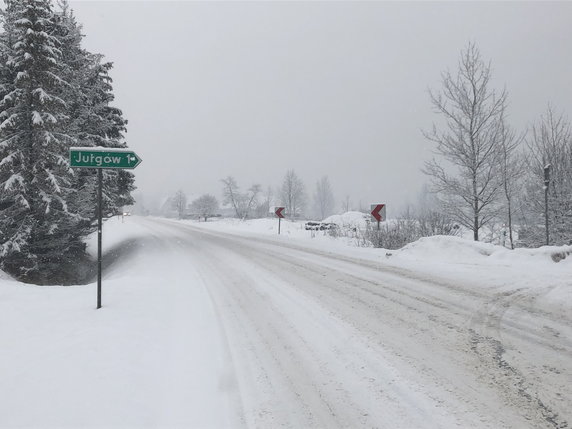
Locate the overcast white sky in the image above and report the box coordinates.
[69,0,572,215]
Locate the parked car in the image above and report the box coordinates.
[305,222,337,231]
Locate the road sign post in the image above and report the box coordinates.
[97,169,103,309]
[275,207,285,234]
[371,204,386,231]
[70,147,142,309]
[544,164,551,246]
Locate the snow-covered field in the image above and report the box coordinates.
[0,215,570,428]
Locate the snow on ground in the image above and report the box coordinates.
[1,214,570,428]
[151,216,572,427]
[84,214,149,257]
[0,217,240,428]
[393,235,572,316]
[188,215,572,317]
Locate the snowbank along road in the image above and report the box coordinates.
[134,217,571,428]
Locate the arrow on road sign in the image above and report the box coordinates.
[371,204,386,222]
[275,207,285,219]
[70,148,142,169]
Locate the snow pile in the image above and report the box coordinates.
[389,235,572,316]
[0,268,15,282]
[397,235,572,266]
[494,244,572,264]
[323,211,370,229]
[85,215,150,257]
[398,235,498,262]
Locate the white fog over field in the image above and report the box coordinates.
[69,1,572,211]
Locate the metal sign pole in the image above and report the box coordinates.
[544,164,551,246]
[97,169,103,309]
[68,147,141,310]
[278,217,281,235]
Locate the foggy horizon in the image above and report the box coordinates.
[70,0,572,215]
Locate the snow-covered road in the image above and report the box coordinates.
[2,216,570,428]
[139,217,571,428]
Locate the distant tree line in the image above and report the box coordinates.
[215,170,336,221]
[0,0,134,283]
[164,42,571,251]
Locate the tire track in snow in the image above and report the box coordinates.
[182,232,435,428]
[143,218,572,428]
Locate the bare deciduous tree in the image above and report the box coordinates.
[341,195,351,213]
[313,176,335,220]
[424,42,506,241]
[171,190,187,219]
[415,184,460,237]
[255,186,274,218]
[280,169,306,219]
[221,176,242,218]
[191,194,219,222]
[221,176,261,219]
[498,115,525,249]
[243,184,261,220]
[523,106,572,246]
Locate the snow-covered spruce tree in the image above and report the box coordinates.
[0,0,80,282]
[0,0,134,282]
[54,3,134,224]
[48,0,96,247]
[0,1,18,114]
[70,54,134,220]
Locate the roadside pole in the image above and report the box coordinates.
[544,164,551,246]
[69,147,142,309]
[97,169,103,309]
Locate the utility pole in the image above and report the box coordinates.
[544,164,551,246]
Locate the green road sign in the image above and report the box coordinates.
[70,148,142,169]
